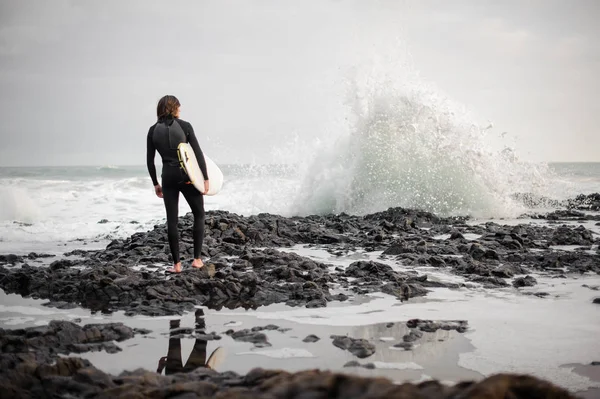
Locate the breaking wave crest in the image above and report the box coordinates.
[291,66,552,218]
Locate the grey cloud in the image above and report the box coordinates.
[0,0,598,166]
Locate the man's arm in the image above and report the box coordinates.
[146,125,159,186]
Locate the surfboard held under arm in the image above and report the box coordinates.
[177,142,223,196]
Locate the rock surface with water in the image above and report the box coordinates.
[0,205,598,317]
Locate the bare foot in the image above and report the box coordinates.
[191,258,204,269]
[166,262,182,273]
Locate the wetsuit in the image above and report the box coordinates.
[158,310,208,375]
[146,116,209,264]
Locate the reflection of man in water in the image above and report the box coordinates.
[157,309,222,375]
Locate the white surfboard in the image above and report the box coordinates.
[177,143,223,196]
[205,346,226,370]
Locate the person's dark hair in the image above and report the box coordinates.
[157,95,181,119]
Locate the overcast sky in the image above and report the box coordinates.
[0,0,598,166]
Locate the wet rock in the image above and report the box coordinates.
[406,319,468,333]
[26,252,56,259]
[0,350,580,399]
[593,298,600,304]
[468,243,499,260]
[523,292,549,298]
[513,276,537,288]
[1,204,598,318]
[0,254,23,265]
[0,320,139,365]
[381,282,426,302]
[302,334,320,343]
[332,293,349,302]
[550,225,595,246]
[450,231,465,240]
[393,342,414,350]
[331,335,376,358]
[402,329,423,343]
[42,301,79,309]
[383,240,412,255]
[227,329,271,347]
[306,298,327,308]
[492,264,528,278]
[344,261,397,280]
[591,361,600,366]
[470,276,509,287]
[567,193,600,211]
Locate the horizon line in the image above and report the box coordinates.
[1,160,600,168]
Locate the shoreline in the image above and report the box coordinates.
[1,196,600,397]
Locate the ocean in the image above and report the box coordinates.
[0,162,598,256]
[1,161,599,395]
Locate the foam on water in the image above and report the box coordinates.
[0,186,41,223]
[236,348,315,359]
[0,176,166,249]
[371,362,423,370]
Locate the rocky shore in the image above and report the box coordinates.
[0,195,598,317]
[0,319,582,399]
[0,194,599,398]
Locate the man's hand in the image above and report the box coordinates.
[203,180,210,195]
[154,184,163,198]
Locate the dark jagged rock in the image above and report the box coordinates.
[468,243,500,261]
[343,361,376,370]
[0,320,142,365]
[393,342,414,350]
[331,335,376,358]
[566,193,600,211]
[550,225,595,246]
[470,275,510,288]
[0,254,24,265]
[406,319,468,334]
[49,258,77,271]
[593,298,600,304]
[402,329,423,343]
[302,334,320,343]
[523,292,549,298]
[0,319,580,399]
[225,328,272,347]
[513,276,537,288]
[0,359,579,399]
[492,264,528,278]
[1,205,598,317]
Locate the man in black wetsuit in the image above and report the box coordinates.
[146,95,209,273]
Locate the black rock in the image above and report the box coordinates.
[0,254,23,265]
[303,334,320,343]
[406,319,468,333]
[402,329,423,343]
[230,329,271,347]
[513,275,537,288]
[393,342,413,350]
[331,335,376,358]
